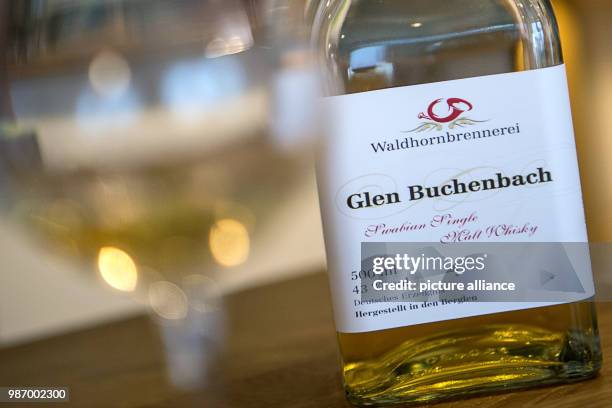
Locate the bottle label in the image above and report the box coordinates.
[319,65,595,333]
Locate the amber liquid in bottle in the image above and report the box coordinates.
[314,0,602,405]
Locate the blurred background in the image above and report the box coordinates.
[0,0,326,349]
[0,0,610,379]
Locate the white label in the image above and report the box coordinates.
[318,65,594,333]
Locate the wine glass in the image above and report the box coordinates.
[0,0,316,389]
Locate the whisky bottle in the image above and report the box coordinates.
[313,0,602,405]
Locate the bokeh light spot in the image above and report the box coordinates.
[209,218,250,267]
[97,246,138,292]
[88,50,132,98]
[149,281,189,320]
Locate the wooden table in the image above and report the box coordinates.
[1,272,610,407]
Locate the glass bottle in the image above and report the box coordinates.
[313,0,602,406]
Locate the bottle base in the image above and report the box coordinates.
[343,325,601,407]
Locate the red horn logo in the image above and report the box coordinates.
[405,97,486,133]
[418,98,473,123]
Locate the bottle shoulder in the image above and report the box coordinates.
[314,0,563,94]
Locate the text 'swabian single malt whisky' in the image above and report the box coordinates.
[313,0,602,406]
